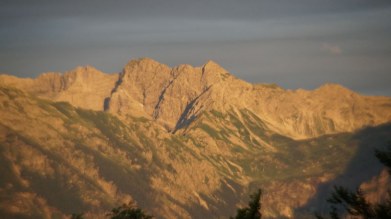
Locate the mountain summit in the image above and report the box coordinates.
[1,58,390,138]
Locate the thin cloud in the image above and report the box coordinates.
[321,43,342,55]
[1,0,391,96]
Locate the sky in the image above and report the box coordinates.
[1,0,391,96]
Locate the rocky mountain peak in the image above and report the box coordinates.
[106,59,233,130]
[2,57,391,139]
[202,60,228,75]
[70,65,101,74]
[123,57,170,73]
[60,65,106,85]
[175,64,196,72]
[314,83,356,96]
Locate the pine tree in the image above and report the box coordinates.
[71,213,84,219]
[107,201,153,219]
[315,145,391,219]
[231,189,262,219]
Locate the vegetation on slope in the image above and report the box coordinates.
[1,86,390,218]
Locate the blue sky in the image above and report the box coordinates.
[1,0,391,95]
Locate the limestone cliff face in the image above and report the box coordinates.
[0,66,118,111]
[1,58,391,138]
[106,58,172,121]
[53,66,119,111]
[105,58,391,139]
[106,58,232,130]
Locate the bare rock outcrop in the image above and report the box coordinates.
[2,57,391,138]
[0,66,118,111]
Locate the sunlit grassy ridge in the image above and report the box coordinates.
[190,109,356,180]
[186,108,389,217]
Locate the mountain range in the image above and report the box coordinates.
[0,58,391,218]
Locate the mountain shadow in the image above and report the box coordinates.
[293,122,391,218]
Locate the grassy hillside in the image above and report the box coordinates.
[0,86,390,218]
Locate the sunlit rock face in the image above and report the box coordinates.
[2,58,390,138]
[0,65,118,111]
[1,58,391,218]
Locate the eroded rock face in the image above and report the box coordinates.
[1,58,391,138]
[106,58,232,130]
[0,66,118,111]
[109,59,391,139]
